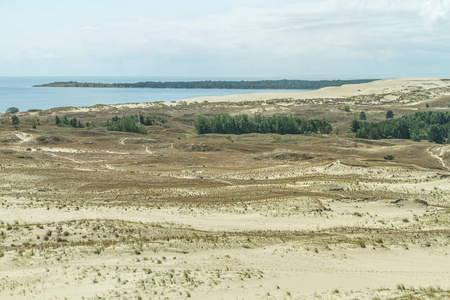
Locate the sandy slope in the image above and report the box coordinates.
[0,78,449,299]
[177,78,450,104]
[0,147,448,299]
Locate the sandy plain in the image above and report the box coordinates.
[0,78,449,299]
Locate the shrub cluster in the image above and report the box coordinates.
[139,113,167,126]
[106,115,147,134]
[55,116,85,128]
[105,113,168,134]
[6,107,19,113]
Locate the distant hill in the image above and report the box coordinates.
[33,79,377,90]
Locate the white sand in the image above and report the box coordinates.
[177,78,450,104]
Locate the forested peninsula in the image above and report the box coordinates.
[33,79,377,89]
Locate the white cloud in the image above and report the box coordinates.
[81,26,101,31]
[64,0,446,76]
[44,52,57,59]
[419,0,450,30]
[128,1,424,60]
[1,0,449,76]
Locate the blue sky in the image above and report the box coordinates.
[0,0,449,78]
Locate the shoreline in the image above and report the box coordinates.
[74,77,450,111]
[32,79,376,89]
[2,77,448,114]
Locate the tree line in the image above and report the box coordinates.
[351,111,450,143]
[195,114,332,135]
[35,79,377,90]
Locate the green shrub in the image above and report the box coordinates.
[356,240,366,248]
[11,115,20,126]
[6,107,19,113]
[106,115,147,134]
[138,113,167,125]
[55,115,84,128]
[386,110,394,118]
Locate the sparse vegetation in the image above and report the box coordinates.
[103,113,168,134]
[339,105,351,112]
[356,240,366,248]
[138,113,168,125]
[55,116,85,128]
[0,79,449,299]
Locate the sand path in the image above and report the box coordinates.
[427,145,449,170]
[14,132,33,143]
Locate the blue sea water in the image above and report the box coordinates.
[0,77,308,113]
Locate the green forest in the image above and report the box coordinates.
[351,111,450,143]
[195,114,332,135]
[35,79,376,90]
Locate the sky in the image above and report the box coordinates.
[0,0,449,79]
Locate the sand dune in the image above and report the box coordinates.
[0,78,449,299]
[177,78,450,104]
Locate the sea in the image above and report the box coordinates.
[0,76,309,113]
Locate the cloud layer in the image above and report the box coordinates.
[1,0,449,77]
